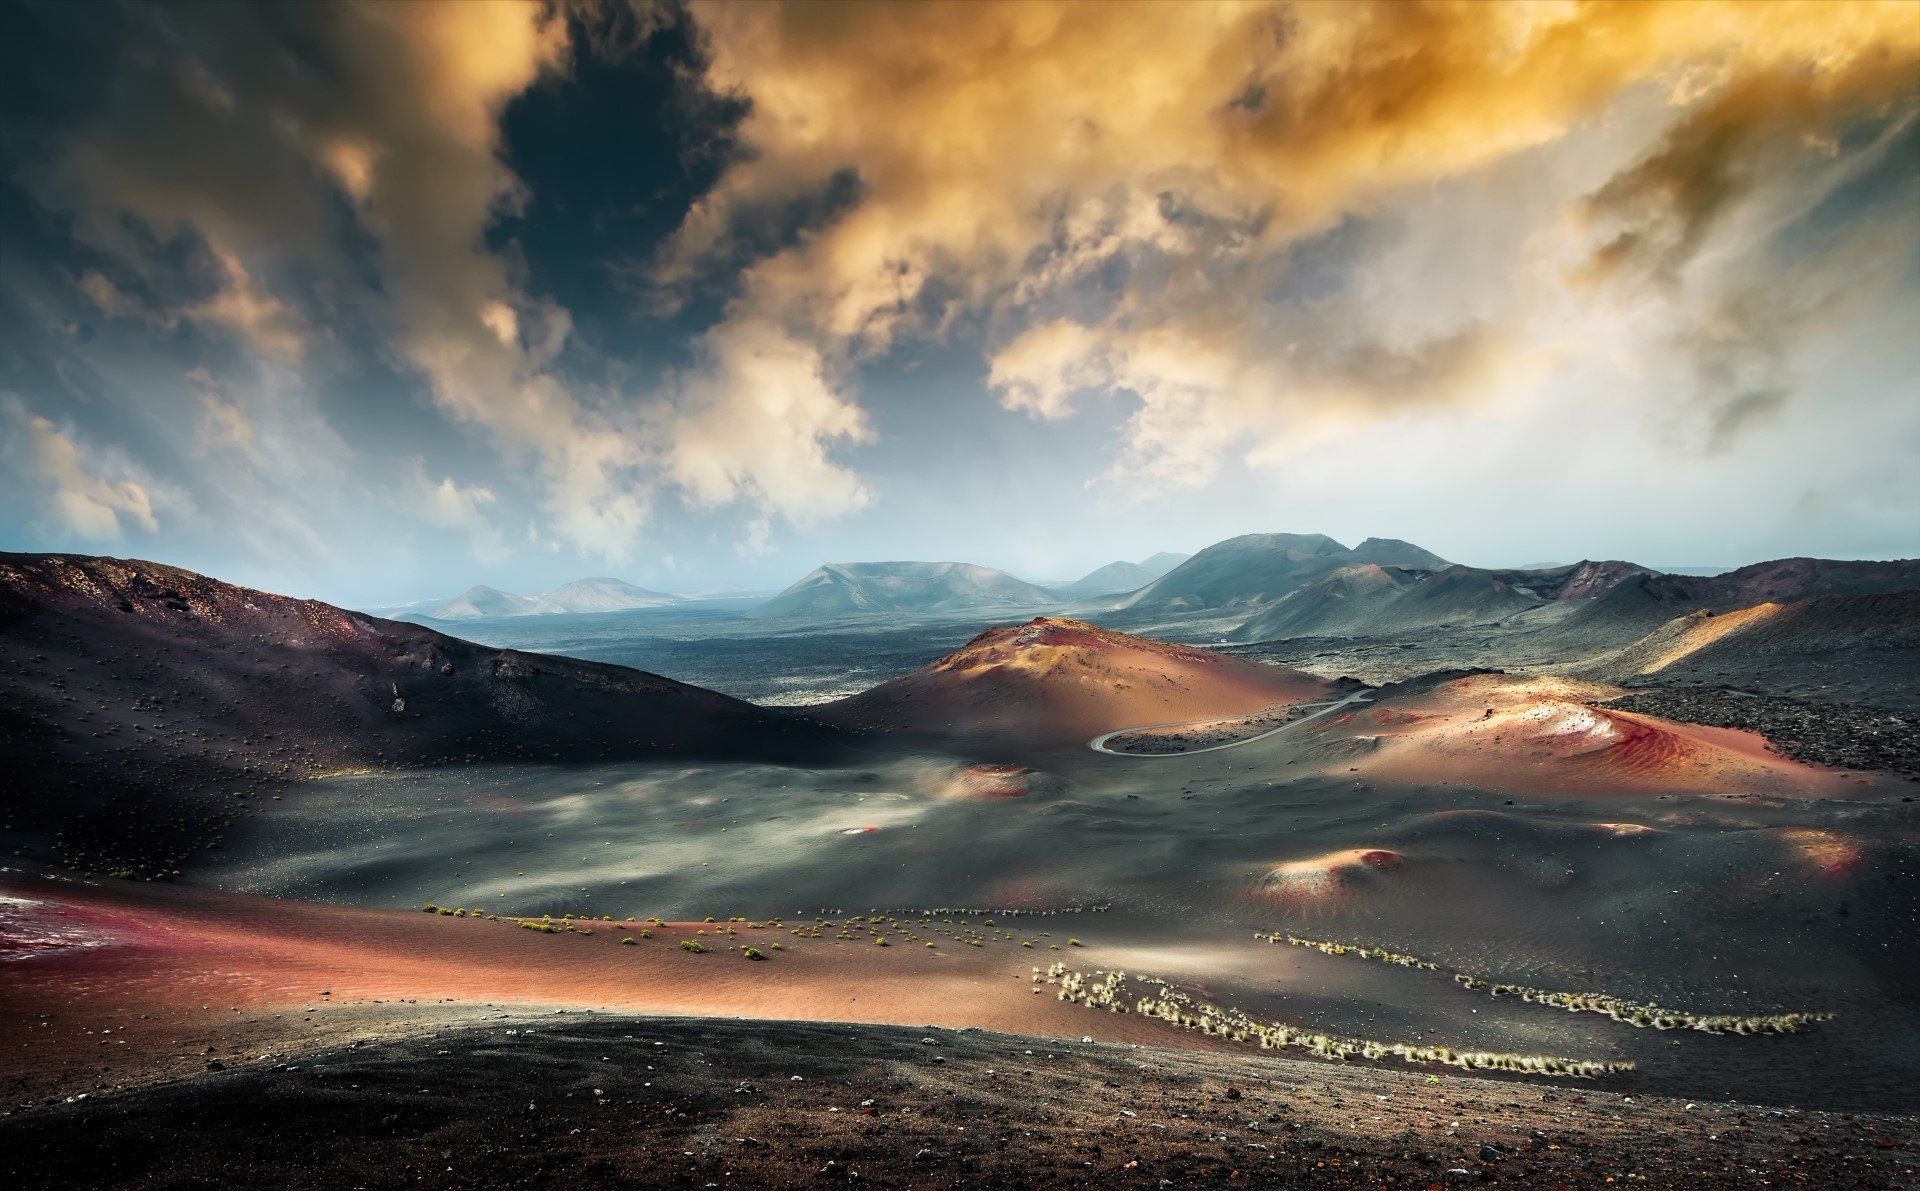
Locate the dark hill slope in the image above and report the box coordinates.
[0,554,840,877]
[1123,533,1375,611]
[1232,555,1920,651]
[1589,589,1920,709]
[1347,536,1450,569]
[1230,560,1655,643]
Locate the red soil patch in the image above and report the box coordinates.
[0,874,1240,1109]
[1571,710,1691,776]
[817,617,1332,749]
[1343,675,1874,798]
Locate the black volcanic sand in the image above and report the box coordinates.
[1608,688,1920,780]
[4,1015,1915,1189]
[187,711,1920,1115]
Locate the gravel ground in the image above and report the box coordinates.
[1607,688,1920,781]
[3,1014,1915,1188]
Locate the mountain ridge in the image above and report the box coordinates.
[431,576,683,620]
[750,561,1056,620]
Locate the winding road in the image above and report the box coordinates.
[1086,687,1375,758]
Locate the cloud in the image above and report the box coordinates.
[184,247,306,361]
[411,466,511,563]
[40,2,652,557]
[1579,53,1920,285]
[664,317,872,524]
[665,0,1920,487]
[20,0,1920,578]
[39,0,897,562]
[4,402,159,541]
[989,319,1110,421]
[1663,191,1918,453]
[76,254,303,360]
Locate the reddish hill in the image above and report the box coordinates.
[1342,674,1875,797]
[0,553,840,877]
[815,616,1333,748]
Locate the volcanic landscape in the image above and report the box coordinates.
[3,539,1917,1186]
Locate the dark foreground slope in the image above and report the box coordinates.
[3,1015,1913,1189]
[0,554,841,876]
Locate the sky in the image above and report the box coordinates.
[1,0,1916,607]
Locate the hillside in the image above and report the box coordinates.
[1589,589,1920,709]
[1225,563,1415,639]
[430,577,682,620]
[1137,551,1192,573]
[1347,537,1451,569]
[431,585,564,620]
[1058,551,1190,597]
[749,561,1056,620]
[1347,673,1866,797]
[0,554,837,877]
[813,616,1332,748]
[1061,560,1156,595]
[540,577,682,613]
[1123,533,1451,612]
[1229,555,1920,652]
[1230,559,1654,642]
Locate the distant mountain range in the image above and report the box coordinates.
[1055,551,1191,596]
[753,554,1194,620]
[749,561,1056,620]
[430,577,683,621]
[1230,554,1920,645]
[412,534,1920,648]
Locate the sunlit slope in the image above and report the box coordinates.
[816,616,1333,747]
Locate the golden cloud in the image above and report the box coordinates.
[669,0,1920,482]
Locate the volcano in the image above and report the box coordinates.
[1344,672,1870,797]
[814,616,1333,749]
